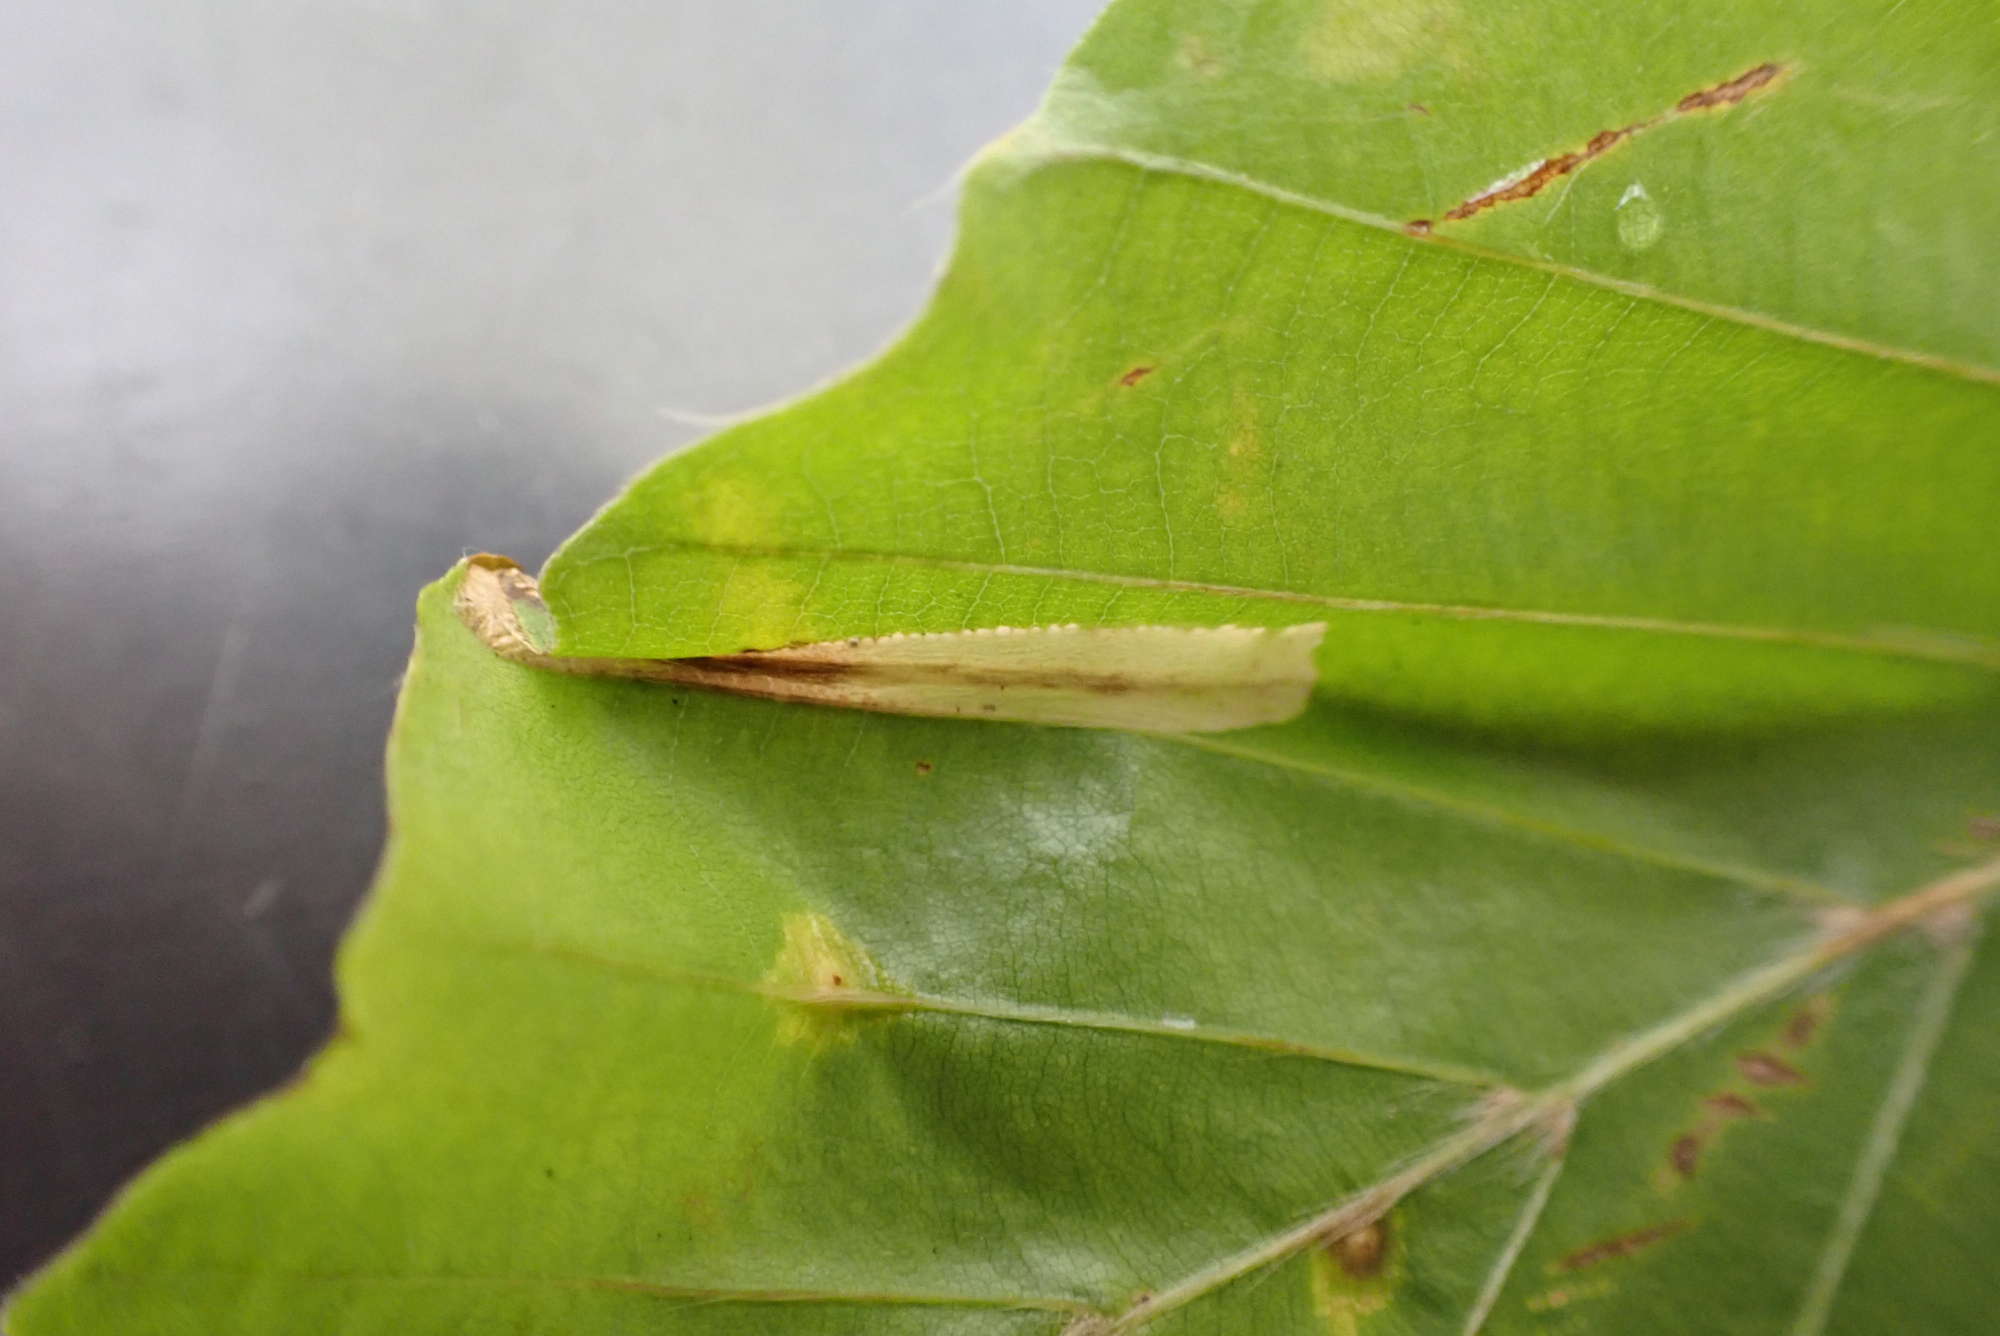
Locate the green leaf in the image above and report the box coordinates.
[12,1,1999,1333]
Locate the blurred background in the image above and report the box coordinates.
[0,0,1102,1286]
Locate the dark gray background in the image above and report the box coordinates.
[1,0,1101,1288]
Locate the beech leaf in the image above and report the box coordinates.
[12,1,1999,1332]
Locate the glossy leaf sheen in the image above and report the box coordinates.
[12,1,1999,1332]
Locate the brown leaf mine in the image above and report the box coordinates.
[455,554,1325,732]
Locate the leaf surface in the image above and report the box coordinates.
[11,1,2000,1333]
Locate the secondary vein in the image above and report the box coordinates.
[438,932,1503,1089]
[1460,1152,1568,1335]
[1786,922,1982,1336]
[1156,729,1852,907]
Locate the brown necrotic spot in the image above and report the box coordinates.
[1736,1051,1806,1086]
[914,760,933,775]
[1118,364,1156,387]
[1556,1219,1691,1272]
[1328,1218,1392,1279]
[1664,1090,1770,1182]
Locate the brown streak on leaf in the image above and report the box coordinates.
[1440,127,1639,222]
[676,654,855,683]
[1417,61,1785,228]
[1736,1050,1806,1086]
[1703,1091,1765,1120]
[1556,1219,1691,1272]
[1668,1134,1703,1179]
[1118,364,1156,387]
[1677,62,1784,113]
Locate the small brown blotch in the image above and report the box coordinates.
[679,1190,720,1229]
[914,760,933,776]
[1404,218,1433,236]
[1970,814,2000,842]
[1782,996,1831,1049]
[1118,364,1156,387]
[1526,1278,1614,1313]
[1736,1051,1806,1087]
[1327,1218,1391,1279]
[1408,102,1431,116]
[1175,34,1224,79]
[1704,1091,1765,1120]
[1668,1134,1703,1179]
[1556,1219,1691,1272]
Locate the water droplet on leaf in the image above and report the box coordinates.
[1616,181,1664,251]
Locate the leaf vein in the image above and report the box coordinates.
[1786,923,1983,1336]
[558,540,2000,672]
[1460,1153,1568,1335]
[438,932,1504,1088]
[70,1269,1087,1312]
[1160,730,1852,907]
